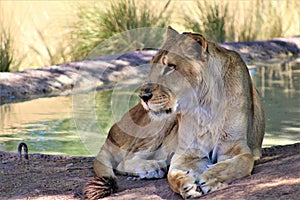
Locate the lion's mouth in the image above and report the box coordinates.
[140,100,173,114]
[147,106,176,120]
[153,107,172,115]
[140,99,179,120]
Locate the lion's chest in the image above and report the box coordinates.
[177,115,219,156]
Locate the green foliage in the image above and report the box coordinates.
[183,0,291,42]
[0,25,14,72]
[184,1,228,42]
[235,0,263,42]
[30,29,70,66]
[71,0,172,60]
[237,9,261,41]
[236,0,286,42]
[263,1,285,39]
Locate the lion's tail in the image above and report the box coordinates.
[83,143,118,199]
[83,176,118,200]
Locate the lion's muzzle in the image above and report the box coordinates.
[139,83,178,119]
[139,83,157,110]
[139,85,153,103]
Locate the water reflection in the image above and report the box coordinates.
[252,60,300,146]
[0,96,91,155]
[0,60,299,155]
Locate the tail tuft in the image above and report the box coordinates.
[83,177,118,200]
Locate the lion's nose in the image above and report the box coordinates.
[139,88,153,102]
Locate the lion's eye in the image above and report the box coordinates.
[168,63,176,70]
[162,64,176,76]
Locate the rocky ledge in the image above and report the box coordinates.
[0,36,299,105]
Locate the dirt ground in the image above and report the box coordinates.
[0,143,299,200]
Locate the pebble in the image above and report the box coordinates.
[1,160,9,164]
[66,163,74,168]
[34,189,40,193]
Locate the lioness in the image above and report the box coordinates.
[83,27,265,199]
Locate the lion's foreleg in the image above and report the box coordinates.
[116,152,169,179]
[167,154,210,199]
[199,145,254,194]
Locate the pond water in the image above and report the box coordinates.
[0,60,299,156]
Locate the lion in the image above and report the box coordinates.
[83,27,265,199]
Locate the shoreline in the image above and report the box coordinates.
[0,36,299,106]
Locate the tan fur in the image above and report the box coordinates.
[84,103,179,199]
[84,27,265,199]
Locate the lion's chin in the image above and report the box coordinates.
[141,101,179,121]
[148,108,174,121]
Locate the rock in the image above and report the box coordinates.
[66,163,74,168]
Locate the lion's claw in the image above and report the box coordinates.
[199,174,228,194]
[181,183,202,199]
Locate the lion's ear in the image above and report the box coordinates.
[193,34,208,52]
[181,33,208,60]
[183,33,208,52]
[166,26,179,40]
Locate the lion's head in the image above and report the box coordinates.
[139,27,223,119]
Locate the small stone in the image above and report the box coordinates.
[66,163,74,168]
[1,160,9,164]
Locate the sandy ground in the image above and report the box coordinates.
[0,143,299,200]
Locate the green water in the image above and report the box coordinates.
[0,61,299,156]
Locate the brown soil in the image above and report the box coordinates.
[1,143,299,200]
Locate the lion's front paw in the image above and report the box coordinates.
[138,166,167,179]
[168,170,202,199]
[198,172,228,194]
[117,159,167,179]
[181,182,202,199]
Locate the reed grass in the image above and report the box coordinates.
[183,1,229,42]
[1,1,299,70]
[30,28,71,66]
[183,0,299,42]
[70,0,171,60]
[0,18,20,72]
[0,28,12,72]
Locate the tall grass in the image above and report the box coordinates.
[262,1,285,39]
[183,0,298,42]
[0,28,13,72]
[234,0,290,41]
[235,0,263,42]
[0,19,19,72]
[1,1,299,70]
[184,1,229,42]
[30,28,71,66]
[71,0,172,60]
